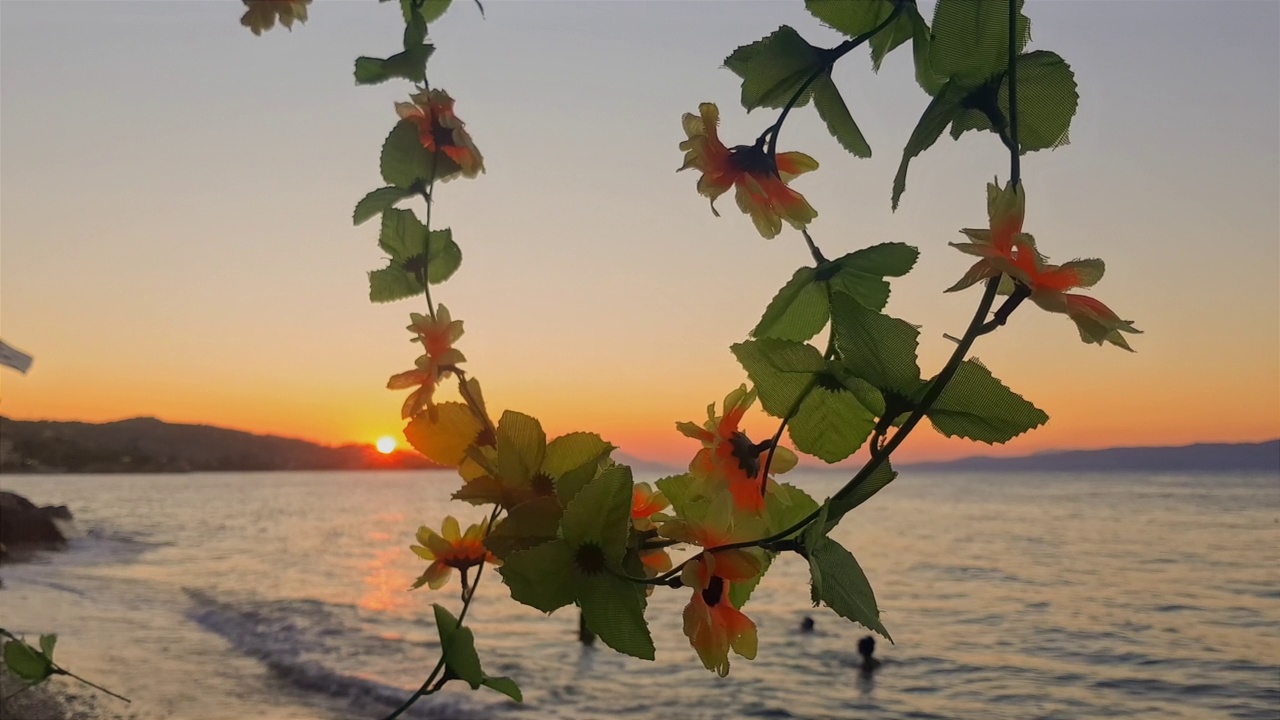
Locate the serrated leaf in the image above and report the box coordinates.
[432,604,483,689]
[381,120,432,188]
[826,243,919,311]
[765,482,819,537]
[656,473,710,519]
[404,402,482,466]
[543,433,613,479]
[788,384,878,463]
[369,210,462,302]
[805,0,895,38]
[354,44,434,86]
[1000,51,1078,152]
[924,359,1048,443]
[909,8,946,95]
[354,186,412,226]
[400,0,451,25]
[831,292,922,395]
[810,537,891,640]
[496,411,545,487]
[930,0,1029,85]
[578,573,655,660]
[481,675,522,703]
[892,81,966,209]
[38,635,56,659]
[811,73,871,158]
[485,497,562,560]
[368,267,422,304]
[729,554,771,609]
[3,640,51,682]
[499,541,576,613]
[868,4,915,71]
[826,459,897,528]
[561,464,632,561]
[724,26,823,111]
[752,267,829,342]
[731,339,825,418]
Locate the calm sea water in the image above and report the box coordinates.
[1,470,1277,720]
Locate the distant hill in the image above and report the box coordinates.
[0,416,442,474]
[905,440,1279,473]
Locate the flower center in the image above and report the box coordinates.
[531,472,556,497]
[574,542,606,575]
[701,576,726,607]
[728,431,762,478]
[726,145,777,176]
[431,124,455,150]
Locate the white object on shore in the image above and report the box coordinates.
[0,339,33,374]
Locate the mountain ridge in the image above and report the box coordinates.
[903,440,1279,473]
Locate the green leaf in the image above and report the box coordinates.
[805,0,895,38]
[381,120,432,189]
[765,482,819,538]
[368,267,422,304]
[892,81,966,209]
[811,73,871,158]
[788,382,878,463]
[809,537,891,640]
[826,243,918,311]
[868,4,915,71]
[929,0,1029,85]
[496,411,545,487]
[485,497,562,560]
[399,0,452,25]
[1001,51,1079,153]
[38,635,56,660]
[729,553,771,609]
[826,459,897,528]
[432,604,483,689]
[909,8,946,95]
[561,464,632,561]
[753,267,828,342]
[724,26,823,111]
[731,339,826,418]
[481,675,522,703]
[923,359,1048,443]
[403,402,482,465]
[353,186,412,226]
[353,44,434,86]
[830,292,922,396]
[2,640,51,682]
[499,541,576,613]
[577,573,655,660]
[543,433,613,480]
[656,473,711,519]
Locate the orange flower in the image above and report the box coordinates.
[949,180,1140,350]
[679,103,817,239]
[387,356,437,420]
[630,482,669,532]
[676,385,797,513]
[395,89,484,180]
[663,493,764,676]
[407,305,465,373]
[409,516,496,590]
[240,0,309,36]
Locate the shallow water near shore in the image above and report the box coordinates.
[1,469,1277,720]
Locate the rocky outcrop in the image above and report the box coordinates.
[0,491,71,551]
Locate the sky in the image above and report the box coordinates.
[1,0,1277,465]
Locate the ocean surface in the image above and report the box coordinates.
[1,470,1277,720]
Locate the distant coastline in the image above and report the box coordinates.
[904,440,1280,474]
[0,416,442,474]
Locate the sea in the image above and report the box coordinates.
[0,469,1277,720]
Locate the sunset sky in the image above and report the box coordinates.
[1,1,1277,465]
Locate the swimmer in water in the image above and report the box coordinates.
[800,616,815,633]
[857,635,881,674]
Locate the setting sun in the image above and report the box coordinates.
[375,436,396,454]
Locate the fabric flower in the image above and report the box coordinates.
[678,102,817,239]
[387,356,437,419]
[949,180,1140,350]
[676,385,797,513]
[630,482,669,532]
[409,516,496,590]
[240,0,309,36]
[660,491,764,676]
[395,89,484,180]
[408,305,466,373]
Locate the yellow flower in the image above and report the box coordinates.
[409,516,496,590]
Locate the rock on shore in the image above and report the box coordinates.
[0,491,72,558]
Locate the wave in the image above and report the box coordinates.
[183,589,480,719]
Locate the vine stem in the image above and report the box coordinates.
[419,148,441,322]
[762,0,905,159]
[1007,0,1021,186]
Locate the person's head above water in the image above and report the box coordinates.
[857,635,876,660]
[800,616,815,632]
